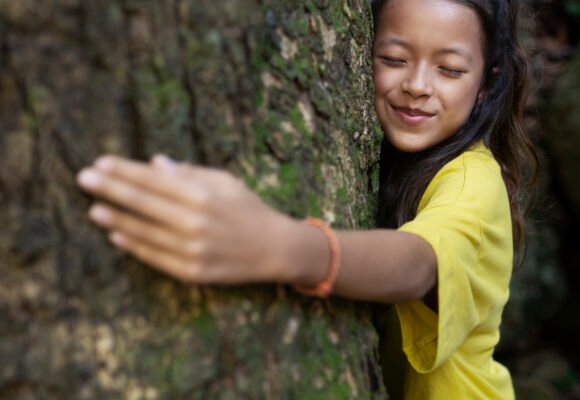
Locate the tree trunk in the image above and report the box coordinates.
[0,0,386,398]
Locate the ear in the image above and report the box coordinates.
[477,66,499,104]
[477,90,486,104]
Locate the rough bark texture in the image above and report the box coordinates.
[0,0,386,399]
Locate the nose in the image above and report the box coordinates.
[401,64,434,98]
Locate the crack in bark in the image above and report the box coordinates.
[221,31,256,163]
[120,1,147,160]
[0,21,10,202]
[53,203,76,297]
[175,0,207,165]
[8,49,42,208]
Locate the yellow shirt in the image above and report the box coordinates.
[390,142,514,399]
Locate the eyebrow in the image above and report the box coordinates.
[437,47,473,63]
[374,37,474,63]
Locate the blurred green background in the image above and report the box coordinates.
[497,1,580,398]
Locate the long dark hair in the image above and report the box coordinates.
[373,0,538,257]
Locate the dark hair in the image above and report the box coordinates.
[373,0,538,257]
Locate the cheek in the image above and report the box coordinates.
[447,82,481,114]
[373,62,392,87]
[373,66,394,94]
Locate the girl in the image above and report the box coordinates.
[77,0,537,398]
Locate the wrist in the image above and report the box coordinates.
[292,217,341,297]
[264,214,328,286]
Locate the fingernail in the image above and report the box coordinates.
[95,156,114,172]
[152,154,176,170]
[89,205,112,224]
[77,170,101,188]
[109,231,126,246]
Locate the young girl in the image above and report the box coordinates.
[77,0,537,398]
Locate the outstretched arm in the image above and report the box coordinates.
[77,155,437,304]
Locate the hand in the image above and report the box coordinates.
[76,155,296,285]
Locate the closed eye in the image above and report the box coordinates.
[379,56,406,66]
[439,66,465,77]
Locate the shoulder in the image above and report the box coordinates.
[417,142,508,217]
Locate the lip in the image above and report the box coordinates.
[391,105,435,126]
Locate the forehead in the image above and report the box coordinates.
[374,0,484,61]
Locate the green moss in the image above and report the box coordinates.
[253,112,283,154]
[305,0,319,14]
[290,104,311,139]
[29,85,51,114]
[285,317,356,398]
[190,313,219,344]
[129,314,221,396]
[285,13,310,37]
[336,186,349,204]
[324,3,349,34]
[271,53,316,84]
[279,162,301,195]
[329,383,356,398]
[22,113,40,133]
[167,352,198,391]
[244,173,259,190]
[310,82,335,118]
[307,191,322,217]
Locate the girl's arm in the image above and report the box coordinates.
[289,224,437,303]
[77,155,437,304]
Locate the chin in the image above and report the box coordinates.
[384,133,432,154]
[393,142,428,153]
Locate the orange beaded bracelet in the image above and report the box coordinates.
[293,217,341,298]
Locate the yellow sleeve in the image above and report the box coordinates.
[396,153,511,373]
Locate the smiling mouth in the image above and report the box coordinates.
[391,105,435,126]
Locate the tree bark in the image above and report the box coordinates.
[0,0,386,398]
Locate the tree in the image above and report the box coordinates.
[0,0,387,398]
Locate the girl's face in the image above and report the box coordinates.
[373,0,486,153]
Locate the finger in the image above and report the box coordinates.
[109,230,262,285]
[150,154,177,170]
[78,169,206,235]
[89,203,206,259]
[109,231,203,283]
[150,154,236,195]
[150,154,228,181]
[93,155,209,206]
